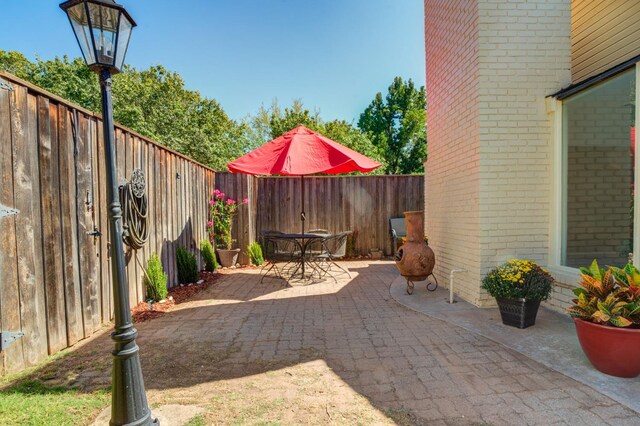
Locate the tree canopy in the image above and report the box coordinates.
[0,50,248,170]
[358,77,426,174]
[243,99,385,174]
[1,50,424,174]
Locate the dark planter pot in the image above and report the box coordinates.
[217,248,240,267]
[495,297,541,329]
[574,318,640,378]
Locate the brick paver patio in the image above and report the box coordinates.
[135,261,639,425]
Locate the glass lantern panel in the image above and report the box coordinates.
[115,14,133,70]
[67,3,96,65]
[87,2,119,66]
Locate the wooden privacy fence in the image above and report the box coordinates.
[216,173,424,257]
[0,72,214,374]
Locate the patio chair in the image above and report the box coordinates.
[389,217,406,258]
[308,231,352,282]
[259,231,299,282]
[307,229,331,235]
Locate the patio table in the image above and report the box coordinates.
[277,233,326,281]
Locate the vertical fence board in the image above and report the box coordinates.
[96,115,112,322]
[0,85,23,372]
[194,167,200,268]
[181,159,188,257]
[153,147,161,268]
[191,164,198,267]
[75,114,99,336]
[139,138,149,299]
[58,105,84,345]
[181,158,188,251]
[168,154,176,284]
[11,88,48,366]
[160,152,170,285]
[89,117,102,325]
[38,97,67,354]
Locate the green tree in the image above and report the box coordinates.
[243,99,383,172]
[245,99,321,144]
[0,50,246,171]
[358,77,426,174]
[320,119,385,173]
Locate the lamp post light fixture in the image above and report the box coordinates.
[59,1,157,425]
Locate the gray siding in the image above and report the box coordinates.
[572,0,640,82]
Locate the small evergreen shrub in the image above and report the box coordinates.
[247,241,264,266]
[176,246,199,284]
[146,253,167,301]
[346,230,358,257]
[201,239,218,272]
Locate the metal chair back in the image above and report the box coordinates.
[308,229,331,235]
[260,231,296,262]
[389,217,406,257]
[323,231,350,259]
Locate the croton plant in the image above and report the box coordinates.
[567,260,640,327]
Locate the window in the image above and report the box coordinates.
[561,69,636,268]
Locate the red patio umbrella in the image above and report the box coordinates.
[227,125,381,234]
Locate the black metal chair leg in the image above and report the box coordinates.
[327,260,351,279]
[260,262,285,283]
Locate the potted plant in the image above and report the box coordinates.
[370,248,383,260]
[567,260,640,378]
[208,189,248,267]
[481,259,554,329]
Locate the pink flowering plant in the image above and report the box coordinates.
[208,189,248,250]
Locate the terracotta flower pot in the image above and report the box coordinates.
[217,248,240,268]
[574,318,640,378]
[394,211,435,281]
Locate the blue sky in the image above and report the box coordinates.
[0,0,425,123]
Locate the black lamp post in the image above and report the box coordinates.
[59,1,156,425]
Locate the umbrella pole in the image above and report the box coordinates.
[301,175,306,278]
[301,175,305,235]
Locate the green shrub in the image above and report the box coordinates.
[146,253,168,301]
[201,239,218,271]
[346,230,358,257]
[176,246,199,284]
[247,241,264,266]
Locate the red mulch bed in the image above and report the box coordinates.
[131,270,222,323]
[131,265,261,323]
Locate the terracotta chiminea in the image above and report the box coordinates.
[394,211,436,294]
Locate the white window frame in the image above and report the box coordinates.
[548,62,640,285]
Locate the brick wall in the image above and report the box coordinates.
[544,281,575,312]
[425,0,482,304]
[476,0,572,305]
[425,0,572,306]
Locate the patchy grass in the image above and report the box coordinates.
[384,407,429,426]
[184,414,206,426]
[0,380,109,426]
